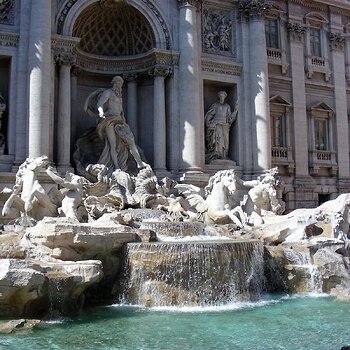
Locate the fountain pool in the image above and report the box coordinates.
[1,295,349,350]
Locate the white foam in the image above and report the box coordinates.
[157,235,233,242]
[112,299,279,313]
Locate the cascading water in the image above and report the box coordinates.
[283,248,323,293]
[119,240,264,307]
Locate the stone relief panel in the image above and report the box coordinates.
[202,6,235,57]
[0,0,14,25]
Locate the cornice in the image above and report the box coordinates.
[74,48,180,75]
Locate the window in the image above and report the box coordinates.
[310,27,322,57]
[265,19,279,49]
[314,118,329,150]
[272,115,286,147]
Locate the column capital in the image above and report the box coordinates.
[329,32,346,52]
[287,21,307,42]
[54,52,76,66]
[149,66,172,78]
[123,73,139,83]
[177,0,201,10]
[238,0,271,21]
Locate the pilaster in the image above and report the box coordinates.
[330,32,349,179]
[288,21,309,177]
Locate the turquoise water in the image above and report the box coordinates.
[1,295,350,350]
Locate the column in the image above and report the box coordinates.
[150,67,169,173]
[124,74,138,140]
[330,33,349,178]
[27,0,52,158]
[177,0,202,171]
[239,0,271,173]
[56,54,75,172]
[14,0,31,166]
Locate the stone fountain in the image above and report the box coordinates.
[0,77,349,318]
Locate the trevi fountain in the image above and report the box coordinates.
[0,77,349,350]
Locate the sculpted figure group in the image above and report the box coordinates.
[1,76,285,227]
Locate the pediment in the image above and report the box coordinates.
[270,95,292,106]
[310,102,334,112]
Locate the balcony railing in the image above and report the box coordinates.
[267,47,282,60]
[311,56,325,67]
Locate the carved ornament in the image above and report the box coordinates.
[148,66,171,78]
[287,21,306,42]
[329,32,346,52]
[0,31,19,47]
[238,0,271,21]
[52,35,80,66]
[202,7,234,56]
[201,59,242,76]
[177,0,202,10]
[0,0,13,25]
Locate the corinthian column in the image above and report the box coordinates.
[239,0,271,172]
[55,53,75,173]
[27,0,52,158]
[150,67,170,173]
[177,0,202,172]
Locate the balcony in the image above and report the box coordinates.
[309,150,337,176]
[266,47,288,75]
[271,146,294,174]
[306,55,331,81]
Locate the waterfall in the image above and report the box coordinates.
[283,248,323,294]
[119,240,264,307]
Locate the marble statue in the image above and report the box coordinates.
[46,166,85,221]
[84,76,146,173]
[176,169,247,226]
[205,91,238,162]
[242,168,285,225]
[0,92,6,153]
[2,156,57,223]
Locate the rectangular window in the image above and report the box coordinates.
[314,119,328,150]
[272,115,286,147]
[310,27,322,57]
[265,19,279,49]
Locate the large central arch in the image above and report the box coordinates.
[56,0,171,50]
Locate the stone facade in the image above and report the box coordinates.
[1,0,350,212]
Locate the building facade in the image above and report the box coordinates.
[0,0,350,212]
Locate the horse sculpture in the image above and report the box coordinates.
[176,169,247,226]
[2,156,57,224]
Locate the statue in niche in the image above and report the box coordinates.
[83,76,146,174]
[205,91,238,163]
[0,92,6,154]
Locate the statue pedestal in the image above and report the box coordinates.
[205,159,242,177]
